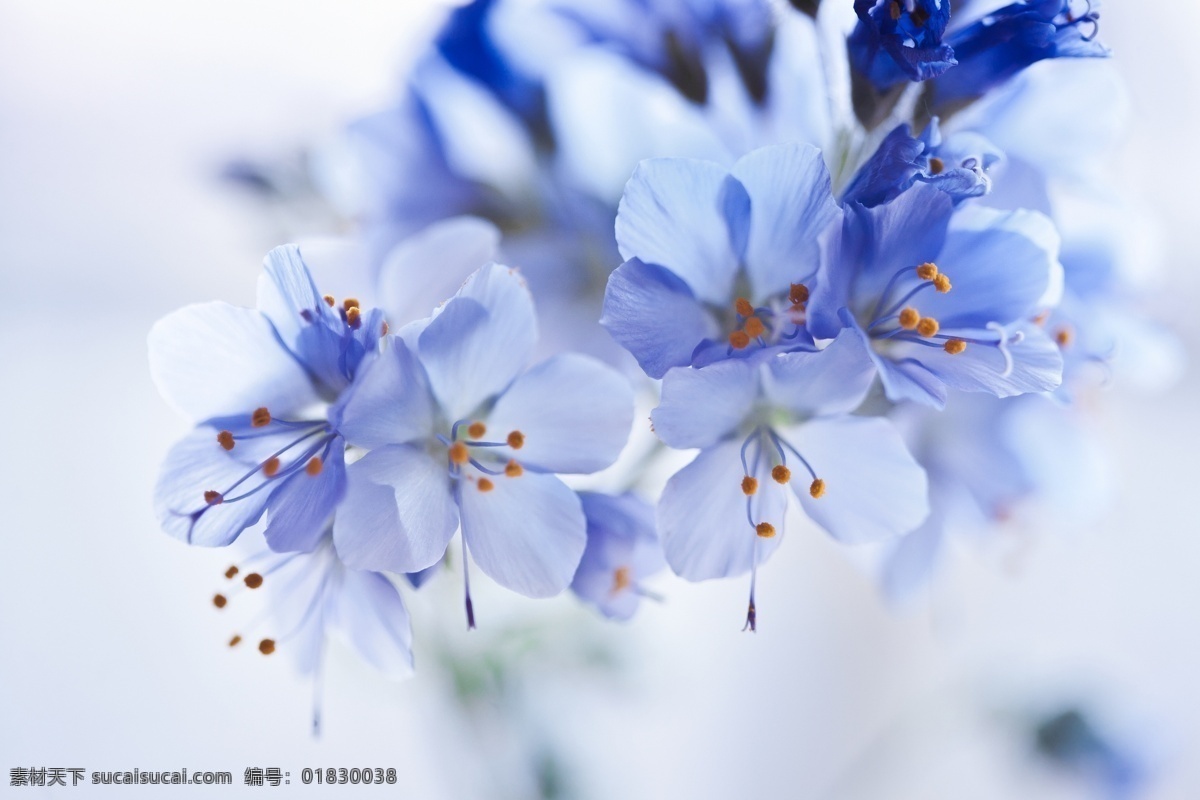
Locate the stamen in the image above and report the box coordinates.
[204,490,223,505]
[735,297,755,317]
[224,565,239,579]
[933,274,952,293]
[771,465,791,484]
[928,157,945,175]
[342,298,360,311]
[743,317,766,339]
[917,317,940,337]
[217,430,235,451]
[504,460,523,478]
[756,522,776,538]
[612,566,632,593]
[345,307,362,330]
[305,457,323,476]
[381,321,389,336]
[477,478,495,493]
[890,0,901,20]
[898,307,920,329]
[729,330,751,349]
[251,407,271,428]
[243,572,264,589]
[228,635,242,647]
[258,638,276,655]
[911,5,929,26]
[467,421,487,439]
[809,478,826,499]
[916,262,939,281]
[944,339,967,355]
[789,283,810,307]
[506,430,525,449]
[1055,326,1073,347]
[323,295,335,307]
[741,476,758,495]
[449,441,470,465]
[262,457,281,477]
[212,593,227,608]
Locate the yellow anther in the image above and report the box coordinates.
[928,157,945,175]
[224,565,239,579]
[381,321,390,336]
[467,421,487,439]
[251,407,271,428]
[243,573,263,589]
[217,430,235,451]
[916,262,939,281]
[323,295,335,307]
[729,330,751,349]
[743,316,766,339]
[916,317,940,338]
[449,441,470,465]
[346,306,362,330]
[228,635,242,648]
[771,465,791,484]
[809,478,826,499]
[258,638,276,655]
[506,430,525,449]
[741,476,758,496]
[477,478,495,493]
[342,297,360,311]
[755,522,776,538]
[262,457,281,477]
[504,460,523,478]
[1055,326,1073,348]
[204,490,223,505]
[933,274,952,293]
[889,0,902,20]
[898,307,920,329]
[612,566,632,593]
[735,297,755,317]
[212,594,227,609]
[789,283,810,306]
[943,339,967,355]
[1033,311,1050,326]
[305,457,323,476]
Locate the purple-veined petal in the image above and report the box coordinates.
[652,361,757,450]
[334,338,435,448]
[892,322,1063,398]
[263,442,347,554]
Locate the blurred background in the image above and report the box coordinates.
[1,1,1197,797]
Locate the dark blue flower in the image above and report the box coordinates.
[930,0,1109,112]
[848,0,957,91]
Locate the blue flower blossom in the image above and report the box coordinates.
[930,0,1109,112]
[570,492,666,621]
[602,142,839,378]
[847,0,957,91]
[650,330,929,628]
[150,246,386,551]
[810,183,1065,409]
[331,264,634,618]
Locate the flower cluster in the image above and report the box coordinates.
[154,0,1177,695]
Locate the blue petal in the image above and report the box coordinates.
[908,322,1064,397]
[334,338,435,448]
[658,438,787,581]
[262,441,347,554]
[651,361,757,450]
[148,303,320,421]
[571,492,664,621]
[484,353,634,474]
[843,312,947,409]
[762,329,876,417]
[333,445,459,573]
[416,263,537,421]
[600,258,719,379]
[880,507,946,603]
[615,158,745,304]
[331,568,414,679]
[729,142,840,298]
[459,471,587,598]
[783,416,929,544]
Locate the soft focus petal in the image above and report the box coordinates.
[335,338,435,448]
[571,492,663,621]
[331,568,415,679]
[652,361,757,450]
[333,445,459,573]
[460,471,587,598]
[263,443,347,554]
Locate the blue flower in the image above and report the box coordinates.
[842,118,1001,207]
[570,492,666,621]
[602,142,840,378]
[810,183,1065,409]
[847,0,957,91]
[930,0,1109,112]
[331,264,634,615]
[150,246,387,551]
[650,330,929,628]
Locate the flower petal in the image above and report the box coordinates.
[484,354,633,474]
[148,302,320,421]
[762,329,876,417]
[333,445,459,573]
[263,442,347,554]
[615,158,745,304]
[331,568,414,679]
[652,361,758,450]
[730,142,840,298]
[571,492,663,621]
[658,438,787,581]
[459,471,586,598]
[334,338,435,448]
[909,322,1064,397]
[600,258,719,378]
[416,263,537,421]
[783,416,929,544]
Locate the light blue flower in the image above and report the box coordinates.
[810,183,1065,409]
[331,264,635,616]
[602,142,840,378]
[150,246,386,551]
[570,492,666,621]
